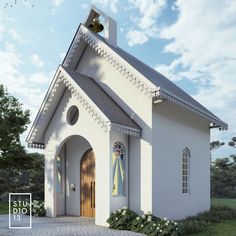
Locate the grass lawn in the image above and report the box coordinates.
[212,198,236,209]
[0,202,8,215]
[191,220,236,236]
[191,198,236,236]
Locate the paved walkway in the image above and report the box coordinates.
[0,215,144,236]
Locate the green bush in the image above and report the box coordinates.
[107,205,236,235]
[132,215,181,236]
[25,200,46,217]
[107,206,138,230]
[107,208,181,236]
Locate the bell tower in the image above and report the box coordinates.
[84,5,117,48]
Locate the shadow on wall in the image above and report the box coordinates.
[77,54,152,145]
[44,89,71,216]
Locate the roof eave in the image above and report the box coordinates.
[153,88,228,130]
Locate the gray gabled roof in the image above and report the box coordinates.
[63,24,227,130]
[63,66,140,131]
[113,46,227,129]
[92,31,227,129]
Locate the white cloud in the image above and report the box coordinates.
[125,0,167,46]
[128,0,166,30]
[125,30,148,46]
[0,43,52,128]
[31,54,44,68]
[9,29,22,42]
[157,0,236,157]
[28,72,53,84]
[91,0,119,13]
[51,0,64,7]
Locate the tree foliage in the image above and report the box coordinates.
[0,85,44,200]
[0,84,30,156]
[211,157,236,198]
[210,140,224,151]
[228,137,236,148]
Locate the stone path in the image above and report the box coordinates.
[0,215,144,236]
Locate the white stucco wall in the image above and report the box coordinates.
[110,132,128,212]
[44,88,111,226]
[129,136,142,215]
[152,101,210,219]
[77,47,153,213]
[56,145,65,215]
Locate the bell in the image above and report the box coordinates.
[88,15,104,33]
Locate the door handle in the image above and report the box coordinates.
[93,181,95,208]
[90,181,93,208]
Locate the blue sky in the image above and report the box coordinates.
[0,0,235,160]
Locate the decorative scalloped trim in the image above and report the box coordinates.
[28,71,141,149]
[28,143,45,149]
[63,25,227,130]
[64,26,154,98]
[110,123,141,137]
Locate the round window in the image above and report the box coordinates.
[67,106,79,125]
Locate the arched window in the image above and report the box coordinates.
[182,148,190,194]
[112,142,126,196]
[56,155,63,193]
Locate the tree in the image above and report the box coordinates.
[0,84,30,157]
[0,85,44,200]
[211,157,236,198]
[228,137,236,148]
[210,140,225,151]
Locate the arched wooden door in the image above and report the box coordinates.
[80,149,95,217]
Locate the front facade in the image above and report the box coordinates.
[26,6,227,226]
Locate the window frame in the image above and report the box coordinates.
[182,148,190,194]
[112,142,126,196]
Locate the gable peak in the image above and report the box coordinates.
[84,5,117,47]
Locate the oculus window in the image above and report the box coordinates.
[67,105,79,125]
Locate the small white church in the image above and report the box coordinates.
[26,6,227,226]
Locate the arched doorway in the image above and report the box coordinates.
[55,135,95,216]
[80,149,95,217]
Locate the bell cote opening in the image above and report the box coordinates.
[84,5,117,48]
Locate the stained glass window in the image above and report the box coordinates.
[182,148,190,194]
[56,155,62,193]
[112,142,126,196]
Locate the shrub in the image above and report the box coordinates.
[107,206,138,230]
[25,200,46,217]
[107,209,181,236]
[107,205,236,235]
[131,215,181,236]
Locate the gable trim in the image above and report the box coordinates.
[63,24,155,97]
[63,24,227,130]
[27,66,141,148]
